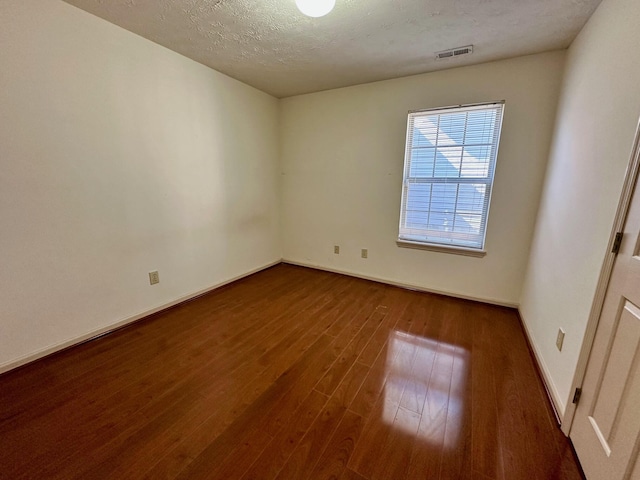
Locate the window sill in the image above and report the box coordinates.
[396,239,486,258]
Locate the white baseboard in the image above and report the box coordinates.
[283,259,518,308]
[518,308,566,422]
[0,259,281,375]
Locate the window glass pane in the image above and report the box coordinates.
[456,184,486,215]
[454,214,482,235]
[409,148,435,177]
[429,183,458,218]
[460,146,491,177]
[412,117,438,148]
[465,110,497,144]
[434,147,463,178]
[428,211,454,232]
[437,112,466,144]
[405,183,431,228]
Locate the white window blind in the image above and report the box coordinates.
[398,102,504,251]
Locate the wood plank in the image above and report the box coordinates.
[315,305,388,395]
[405,322,456,479]
[308,410,364,480]
[338,468,369,480]
[273,394,347,480]
[438,301,473,480]
[470,303,505,480]
[240,390,329,480]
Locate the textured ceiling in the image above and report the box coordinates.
[62,0,601,98]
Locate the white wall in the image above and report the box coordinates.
[520,0,640,416]
[0,0,280,371]
[280,52,565,306]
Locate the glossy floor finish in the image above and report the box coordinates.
[0,264,583,479]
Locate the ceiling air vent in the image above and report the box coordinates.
[435,45,473,60]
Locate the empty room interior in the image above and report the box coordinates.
[2,0,640,478]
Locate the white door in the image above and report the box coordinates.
[570,163,640,478]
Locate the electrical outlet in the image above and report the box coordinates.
[361,249,368,259]
[556,328,565,351]
[149,270,160,285]
[334,245,340,254]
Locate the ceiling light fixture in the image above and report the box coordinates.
[295,0,335,18]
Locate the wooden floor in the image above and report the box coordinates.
[0,264,583,479]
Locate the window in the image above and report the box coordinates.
[397,102,504,255]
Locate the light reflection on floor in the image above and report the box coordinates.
[382,330,469,450]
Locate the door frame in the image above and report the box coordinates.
[562,117,640,435]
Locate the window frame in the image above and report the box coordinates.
[397,101,505,257]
